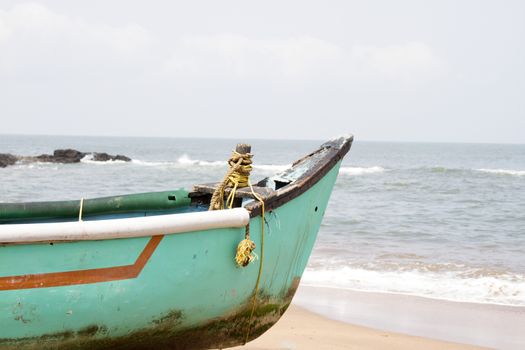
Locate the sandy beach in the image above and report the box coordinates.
[230,305,485,350]
[293,286,525,349]
[228,285,525,350]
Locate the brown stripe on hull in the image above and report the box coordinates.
[0,235,164,291]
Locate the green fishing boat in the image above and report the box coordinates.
[0,135,353,350]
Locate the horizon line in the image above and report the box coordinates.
[0,132,524,146]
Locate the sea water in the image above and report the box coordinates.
[1,135,524,306]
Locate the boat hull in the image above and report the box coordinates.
[0,161,343,349]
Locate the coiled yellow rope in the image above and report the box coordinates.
[209,150,253,211]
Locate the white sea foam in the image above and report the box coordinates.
[76,153,388,177]
[176,154,225,166]
[177,155,291,171]
[475,168,525,176]
[130,159,170,167]
[302,266,525,306]
[131,154,289,172]
[11,162,59,170]
[81,156,387,177]
[339,166,385,175]
[125,156,225,167]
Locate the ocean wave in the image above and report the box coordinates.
[177,155,290,172]
[418,166,469,174]
[302,266,525,306]
[130,159,171,167]
[11,156,386,177]
[10,162,59,170]
[339,166,385,175]
[429,166,451,173]
[129,156,225,167]
[176,154,225,167]
[422,166,525,177]
[475,168,525,176]
[130,155,289,173]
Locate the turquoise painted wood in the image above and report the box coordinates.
[0,139,348,349]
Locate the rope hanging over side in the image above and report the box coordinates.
[207,144,266,344]
[208,146,263,268]
[243,184,265,344]
[78,198,84,222]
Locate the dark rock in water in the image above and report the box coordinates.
[53,149,87,163]
[35,149,86,163]
[114,154,131,162]
[92,153,132,162]
[0,149,131,168]
[90,153,130,162]
[92,152,111,162]
[0,153,18,168]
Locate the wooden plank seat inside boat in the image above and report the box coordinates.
[0,190,191,224]
[190,183,275,202]
[191,183,275,199]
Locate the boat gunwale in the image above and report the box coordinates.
[0,208,250,245]
[245,135,353,217]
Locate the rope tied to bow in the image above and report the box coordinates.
[208,150,253,211]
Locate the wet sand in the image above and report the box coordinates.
[230,285,525,350]
[293,286,525,349]
[230,304,485,350]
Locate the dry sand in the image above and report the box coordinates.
[229,305,486,350]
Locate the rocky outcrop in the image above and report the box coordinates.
[35,149,86,163]
[0,149,131,168]
[0,153,18,168]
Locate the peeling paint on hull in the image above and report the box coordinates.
[0,284,298,350]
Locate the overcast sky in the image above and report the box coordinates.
[0,1,523,143]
